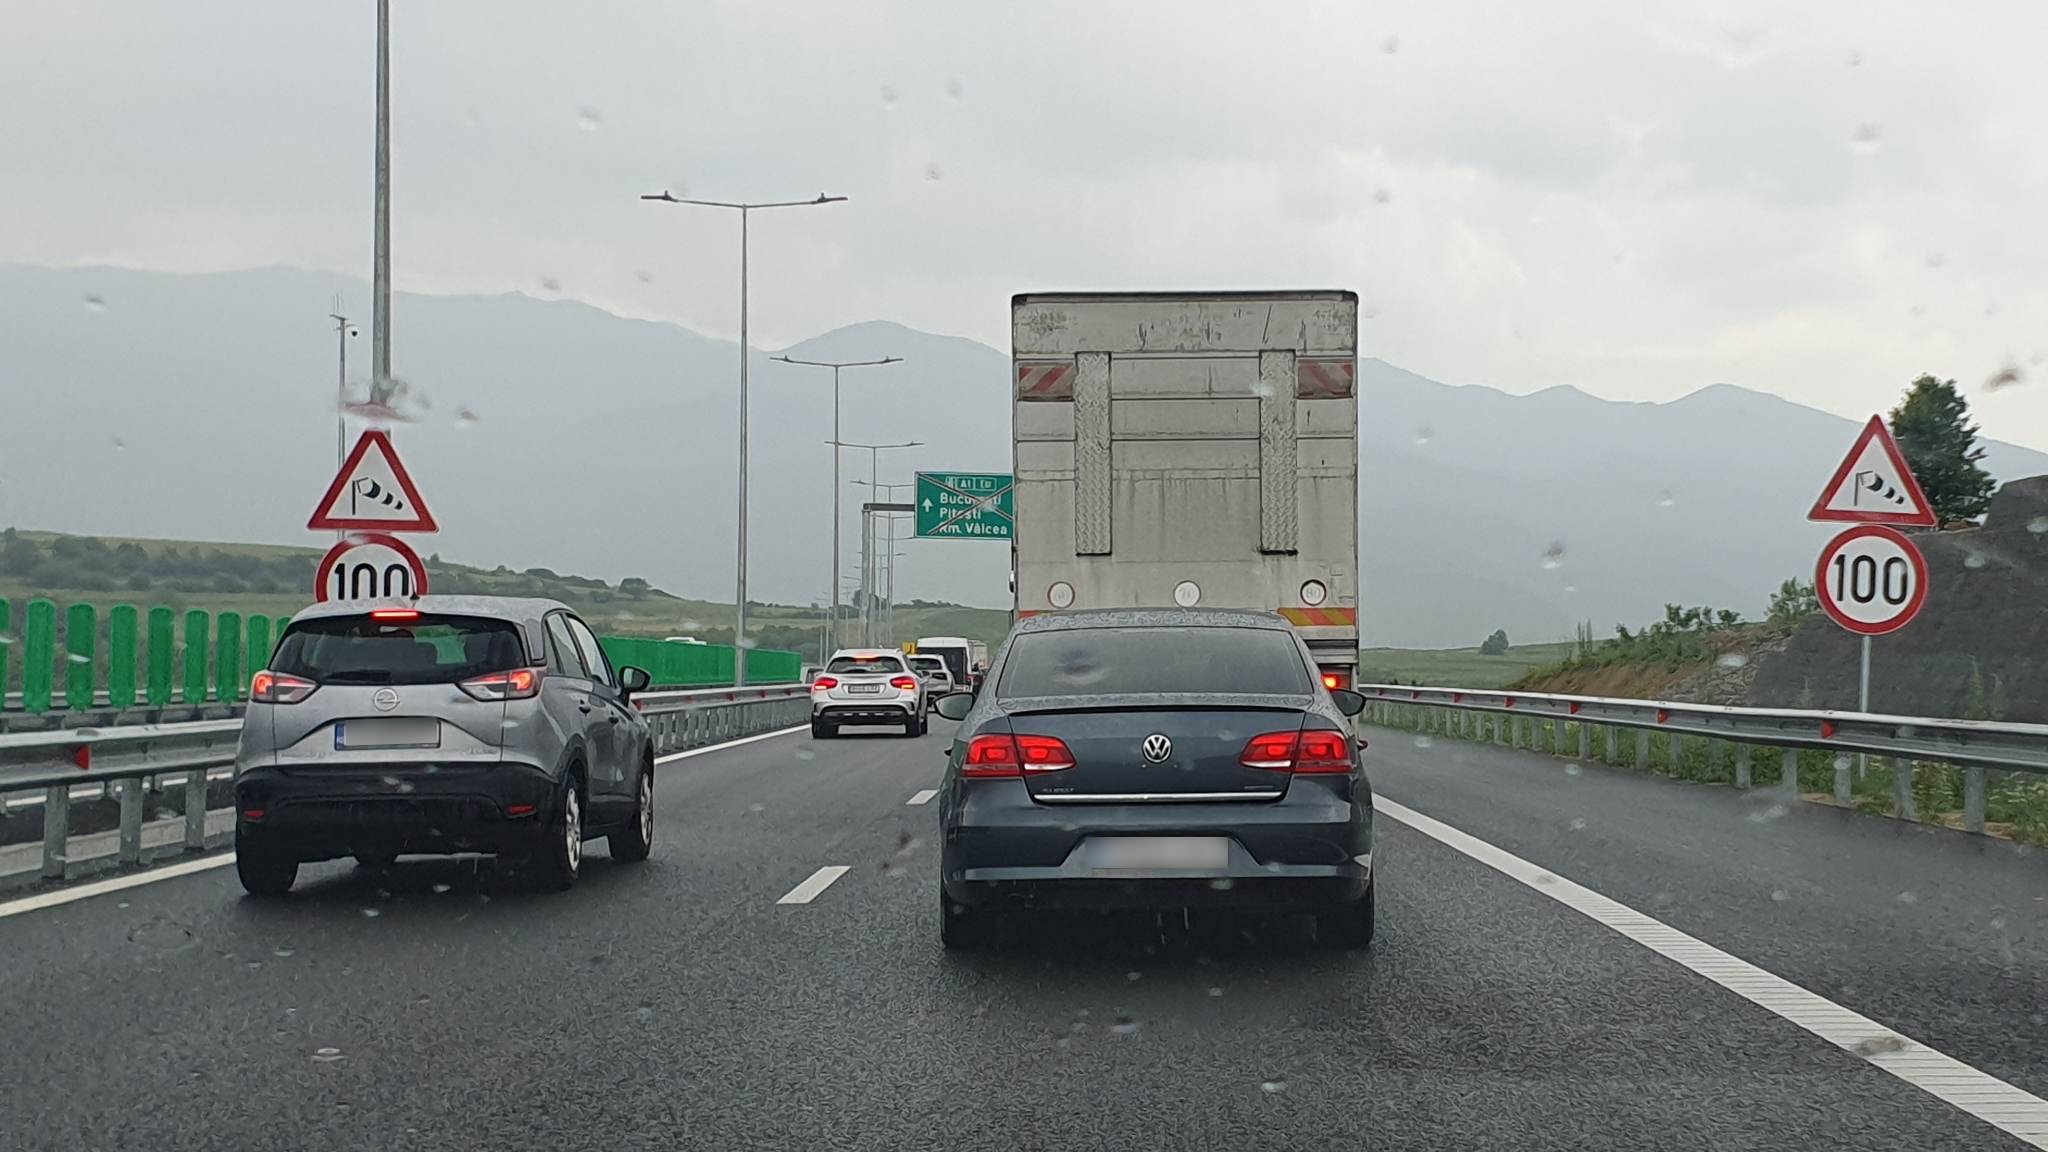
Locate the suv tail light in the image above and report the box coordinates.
[250,670,318,704]
[1239,729,1353,774]
[458,667,543,701]
[962,733,1076,777]
[889,675,919,691]
[812,675,839,691]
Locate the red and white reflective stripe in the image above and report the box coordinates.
[1297,358,1354,398]
[1015,361,1075,401]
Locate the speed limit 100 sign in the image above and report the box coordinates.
[1815,525,1928,636]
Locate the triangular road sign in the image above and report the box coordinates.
[308,429,439,532]
[1807,415,1937,526]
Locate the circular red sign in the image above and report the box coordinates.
[314,532,430,603]
[1814,525,1927,636]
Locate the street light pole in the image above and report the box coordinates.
[832,440,921,647]
[329,309,353,468]
[371,0,391,402]
[642,190,847,683]
[854,479,914,646]
[771,355,902,652]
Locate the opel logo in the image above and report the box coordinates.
[372,688,400,712]
[1141,733,1172,764]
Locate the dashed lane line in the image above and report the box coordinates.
[776,865,850,905]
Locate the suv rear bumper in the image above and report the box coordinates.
[233,759,558,861]
[813,702,916,723]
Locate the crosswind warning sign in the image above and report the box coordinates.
[308,429,439,532]
[1808,416,1936,527]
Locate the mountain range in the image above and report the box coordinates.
[3,263,2043,648]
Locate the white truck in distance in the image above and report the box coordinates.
[1010,291,1360,686]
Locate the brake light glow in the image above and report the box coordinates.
[962,733,1077,777]
[812,676,839,691]
[458,667,543,701]
[890,675,919,691]
[368,609,420,622]
[1239,730,1353,774]
[1321,669,1352,691]
[504,802,538,818]
[250,670,318,704]
[240,807,266,822]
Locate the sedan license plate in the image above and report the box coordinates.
[1085,836,1230,870]
[335,718,441,750]
[846,683,882,695]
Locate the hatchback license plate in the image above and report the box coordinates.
[335,718,441,750]
[846,684,882,695]
[1085,836,1229,870]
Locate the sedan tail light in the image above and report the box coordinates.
[250,670,318,704]
[459,667,543,701]
[1239,729,1353,774]
[812,675,839,691]
[890,675,919,691]
[962,733,1076,777]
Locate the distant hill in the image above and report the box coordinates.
[4,263,2044,648]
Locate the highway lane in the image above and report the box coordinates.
[0,720,2040,1151]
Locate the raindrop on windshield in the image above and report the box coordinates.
[1852,1035,1907,1056]
[2026,516,2048,535]
[311,1048,345,1064]
[1208,878,1235,891]
[1925,253,1947,270]
[83,293,107,313]
[1569,817,1587,831]
[455,407,480,427]
[1372,187,1391,204]
[1849,123,1882,153]
[576,106,602,131]
[879,85,899,110]
[1984,364,2023,392]
[111,436,126,451]
[1412,426,1433,446]
[360,907,381,919]
[1655,490,1676,508]
[1770,889,1788,902]
[1261,1080,1288,1094]
[635,268,654,284]
[1125,970,1142,982]
[1846,50,1863,67]
[1897,891,1918,904]
[923,162,945,182]
[1414,734,1433,749]
[539,276,562,293]
[1716,653,1749,669]
[273,946,295,958]
[431,882,452,894]
[794,746,816,761]
[1541,542,1565,570]
[1109,1016,1141,1036]
[66,652,90,665]
[1379,36,1399,54]
[1208,986,1225,997]
[1963,552,1987,570]
[1564,763,1581,776]
[945,77,964,100]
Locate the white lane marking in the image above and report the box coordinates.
[906,789,938,806]
[655,724,807,765]
[1376,796,2048,1148]
[0,854,237,921]
[0,726,813,922]
[776,865,850,905]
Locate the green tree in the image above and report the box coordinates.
[1890,375,1995,522]
[1767,578,1818,626]
[1478,629,1511,656]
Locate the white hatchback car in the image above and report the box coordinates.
[811,649,926,738]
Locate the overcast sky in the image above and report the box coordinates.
[4,0,2044,452]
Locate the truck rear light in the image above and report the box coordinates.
[812,676,839,691]
[250,670,318,704]
[1240,730,1352,774]
[459,667,543,701]
[889,675,919,691]
[1321,669,1352,691]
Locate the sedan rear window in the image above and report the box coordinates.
[270,614,529,685]
[827,654,906,675]
[997,626,1311,697]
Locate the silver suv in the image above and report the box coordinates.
[810,649,926,738]
[231,596,655,895]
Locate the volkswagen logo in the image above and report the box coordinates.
[372,687,400,712]
[1141,733,1172,764]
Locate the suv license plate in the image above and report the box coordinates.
[1085,836,1230,870]
[846,684,881,695]
[335,718,441,750]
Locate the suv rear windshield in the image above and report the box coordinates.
[909,657,947,674]
[997,626,1311,697]
[271,614,529,685]
[827,654,906,675]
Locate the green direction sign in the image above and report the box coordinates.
[915,471,1014,540]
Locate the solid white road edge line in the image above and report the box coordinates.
[776,865,850,905]
[1375,796,2048,1148]
[0,726,816,922]
[907,789,938,806]
[0,854,237,921]
[655,724,807,765]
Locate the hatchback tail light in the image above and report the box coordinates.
[459,667,543,701]
[889,675,918,691]
[1239,729,1353,774]
[812,676,839,691]
[250,670,318,704]
[962,733,1076,777]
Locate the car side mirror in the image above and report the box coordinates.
[1329,688,1366,717]
[933,692,976,721]
[619,666,651,695]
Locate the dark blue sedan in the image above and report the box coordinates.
[933,608,1374,950]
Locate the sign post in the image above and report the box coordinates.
[914,472,1014,540]
[1808,416,1935,800]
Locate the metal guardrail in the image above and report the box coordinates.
[0,683,811,889]
[1357,684,2048,834]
